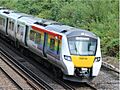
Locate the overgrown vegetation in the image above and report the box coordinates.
[0,0,119,58]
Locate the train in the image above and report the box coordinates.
[0,7,102,82]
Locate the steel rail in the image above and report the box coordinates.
[0,67,23,90]
[0,37,74,90]
[0,36,99,90]
[53,79,75,90]
[86,82,97,90]
[29,56,76,90]
[0,48,54,90]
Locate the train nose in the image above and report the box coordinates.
[71,56,95,68]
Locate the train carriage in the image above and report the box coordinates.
[28,24,102,82]
[0,9,31,41]
[0,8,102,82]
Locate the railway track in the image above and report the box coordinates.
[18,50,97,90]
[26,53,75,90]
[0,43,97,90]
[1,36,119,90]
[0,36,98,90]
[0,67,23,90]
[0,37,75,90]
[28,56,98,90]
[0,47,54,90]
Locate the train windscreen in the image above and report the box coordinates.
[68,37,97,56]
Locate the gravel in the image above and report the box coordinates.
[102,56,119,69]
[91,67,119,90]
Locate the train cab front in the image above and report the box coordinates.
[62,34,102,82]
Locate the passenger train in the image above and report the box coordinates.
[0,7,102,82]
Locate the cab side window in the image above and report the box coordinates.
[50,38,55,51]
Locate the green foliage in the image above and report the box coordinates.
[105,38,119,57]
[37,10,52,19]
[0,0,119,58]
[0,0,17,9]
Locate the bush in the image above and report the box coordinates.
[105,38,119,57]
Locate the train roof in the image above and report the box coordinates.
[45,24,97,38]
[34,19,61,27]
[0,9,38,25]
[0,7,8,10]
[45,25,74,33]
[33,23,97,39]
[17,16,59,26]
[0,8,97,38]
[0,9,34,20]
[17,16,39,25]
[66,29,97,39]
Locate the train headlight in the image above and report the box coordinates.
[95,57,101,62]
[64,55,71,61]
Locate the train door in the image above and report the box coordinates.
[16,23,26,44]
[28,29,45,57]
[6,18,8,35]
[24,25,29,46]
[7,18,15,39]
[43,32,48,57]
[46,34,61,60]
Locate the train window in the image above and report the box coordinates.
[0,17,3,25]
[17,24,24,37]
[50,38,55,51]
[9,21,14,31]
[68,37,97,55]
[19,25,24,36]
[8,21,11,29]
[0,17,5,26]
[17,25,20,33]
[3,19,5,26]
[0,17,3,29]
[35,33,41,44]
[30,30,36,41]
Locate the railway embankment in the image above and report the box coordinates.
[102,56,119,73]
[90,56,120,90]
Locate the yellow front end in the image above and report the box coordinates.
[71,55,95,68]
